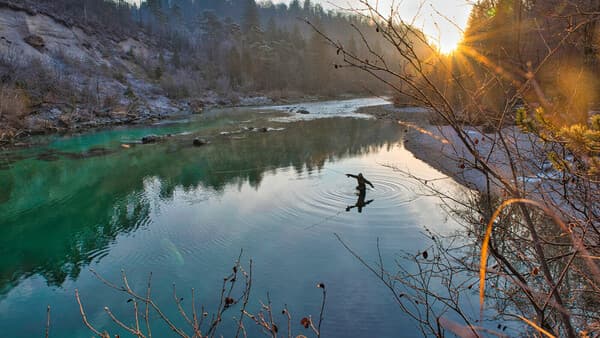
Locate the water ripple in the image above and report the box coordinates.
[270,165,422,231]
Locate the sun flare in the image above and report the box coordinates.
[436,31,463,55]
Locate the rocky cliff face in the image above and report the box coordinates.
[0,2,200,143]
[0,6,94,61]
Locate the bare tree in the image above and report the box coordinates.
[74,252,328,338]
[306,1,600,336]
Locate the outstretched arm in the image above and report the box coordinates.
[346,174,358,179]
[365,178,374,188]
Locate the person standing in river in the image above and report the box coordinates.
[346,173,374,191]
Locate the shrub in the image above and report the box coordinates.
[124,86,136,99]
[0,86,30,128]
[160,74,190,99]
[103,94,119,108]
[113,72,126,84]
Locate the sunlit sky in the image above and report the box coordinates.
[295,0,474,54]
[128,0,473,53]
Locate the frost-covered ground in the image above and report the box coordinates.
[358,104,570,201]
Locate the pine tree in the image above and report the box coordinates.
[242,0,260,34]
[303,0,312,15]
[289,0,301,15]
[147,0,163,20]
[266,16,278,41]
[347,36,357,56]
[227,47,242,88]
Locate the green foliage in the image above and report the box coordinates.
[520,106,600,175]
[560,124,600,154]
[125,49,135,60]
[14,80,27,90]
[172,49,181,69]
[242,0,260,34]
[161,75,190,99]
[154,66,163,80]
[113,72,126,84]
[590,114,600,131]
[547,151,568,172]
[515,107,534,132]
[124,86,136,99]
[516,103,599,175]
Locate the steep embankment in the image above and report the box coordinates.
[0,2,218,143]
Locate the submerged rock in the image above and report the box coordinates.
[36,151,60,162]
[193,138,209,146]
[141,135,161,144]
[297,109,310,115]
[246,127,268,132]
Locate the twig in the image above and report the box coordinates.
[75,289,107,338]
[45,305,50,338]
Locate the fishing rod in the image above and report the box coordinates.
[303,209,346,230]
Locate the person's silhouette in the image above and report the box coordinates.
[346,173,374,192]
[346,188,374,213]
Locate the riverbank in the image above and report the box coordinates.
[0,92,361,147]
[358,104,524,195]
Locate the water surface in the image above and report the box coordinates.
[0,100,468,337]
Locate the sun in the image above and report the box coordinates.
[436,31,463,55]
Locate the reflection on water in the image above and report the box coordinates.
[346,189,374,213]
[0,118,397,290]
[0,113,464,337]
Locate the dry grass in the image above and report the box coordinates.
[0,85,30,127]
[517,315,556,338]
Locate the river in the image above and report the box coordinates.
[0,98,470,337]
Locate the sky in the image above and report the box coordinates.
[276,0,474,53]
[129,0,473,53]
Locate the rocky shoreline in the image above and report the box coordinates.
[358,104,503,193]
[0,93,345,148]
[360,104,569,201]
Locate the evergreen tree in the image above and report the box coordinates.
[303,0,312,15]
[289,0,301,15]
[347,36,357,56]
[266,16,278,41]
[242,0,260,34]
[226,47,242,88]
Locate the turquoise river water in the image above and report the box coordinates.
[0,99,475,337]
